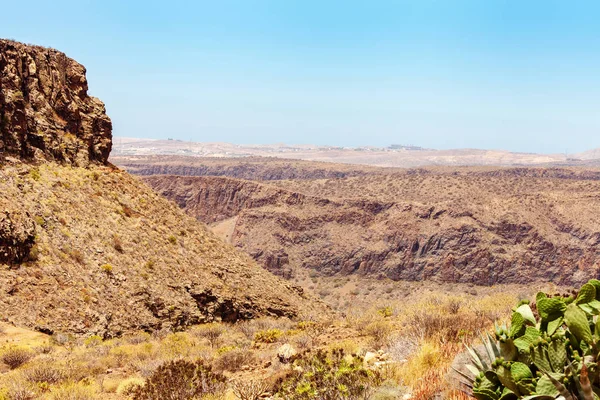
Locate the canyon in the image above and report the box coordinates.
[130,159,600,287]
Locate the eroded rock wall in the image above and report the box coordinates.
[0,39,112,165]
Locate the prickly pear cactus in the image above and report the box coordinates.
[459,279,600,400]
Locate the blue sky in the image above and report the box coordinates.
[2,1,599,153]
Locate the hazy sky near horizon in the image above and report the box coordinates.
[2,1,599,153]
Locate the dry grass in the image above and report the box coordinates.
[0,288,520,399]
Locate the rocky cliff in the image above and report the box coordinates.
[111,155,381,180]
[0,39,112,165]
[144,170,600,286]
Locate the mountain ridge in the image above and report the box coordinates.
[143,165,600,286]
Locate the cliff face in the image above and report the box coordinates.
[111,155,380,181]
[0,39,112,165]
[144,175,329,223]
[144,171,600,286]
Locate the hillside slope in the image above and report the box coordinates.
[0,163,321,337]
[144,167,600,286]
[0,40,323,337]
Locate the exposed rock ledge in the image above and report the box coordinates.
[0,39,112,165]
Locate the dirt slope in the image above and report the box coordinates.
[0,163,323,337]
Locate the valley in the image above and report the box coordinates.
[121,157,600,291]
[2,37,599,400]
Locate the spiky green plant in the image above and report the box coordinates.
[458,279,600,400]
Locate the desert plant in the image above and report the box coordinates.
[100,264,113,274]
[2,378,37,400]
[231,379,272,400]
[83,335,103,348]
[193,323,225,347]
[365,319,393,349]
[24,361,65,384]
[112,235,124,252]
[213,348,255,372]
[1,347,33,369]
[48,382,98,400]
[254,329,283,344]
[274,348,377,399]
[132,359,226,400]
[458,279,600,399]
[116,377,145,396]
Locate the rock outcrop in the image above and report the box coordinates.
[0,39,112,165]
[0,208,35,265]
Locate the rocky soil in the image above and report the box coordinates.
[143,165,600,286]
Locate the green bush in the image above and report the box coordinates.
[460,279,600,399]
[254,329,283,344]
[274,348,377,399]
[100,264,113,274]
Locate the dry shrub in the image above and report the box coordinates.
[1,347,33,369]
[292,334,313,351]
[116,377,145,396]
[399,341,463,396]
[112,235,124,253]
[2,377,37,400]
[345,307,379,332]
[411,368,470,400]
[231,379,271,400]
[35,343,54,355]
[386,335,418,362]
[51,332,77,349]
[192,323,225,347]
[133,358,163,378]
[49,382,98,400]
[405,309,489,342]
[213,348,255,373]
[133,359,226,400]
[63,360,105,382]
[237,318,293,340]
[24,361,65,384]
[126,332,151,345]
[364,319,393,349]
